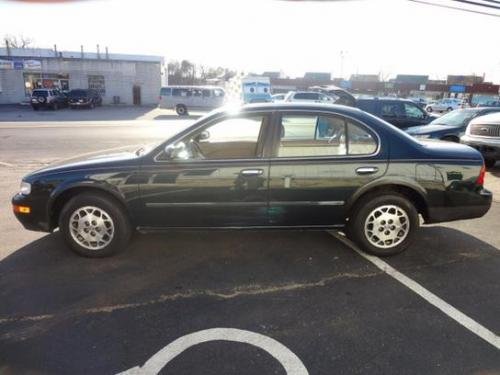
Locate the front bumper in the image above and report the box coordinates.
[427,188,492,223]
[461,135,500,159]
[69,101,91,107]
[12,193,51,232]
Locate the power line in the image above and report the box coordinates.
[407,0,500,17]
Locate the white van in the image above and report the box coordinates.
[159,86,226,115]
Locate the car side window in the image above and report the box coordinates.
[347,121,377,155]
[380,102,403,118]
[166,115,266,161]
[277,114,377,158]
[404,103,425,119]
[277,115,346,157]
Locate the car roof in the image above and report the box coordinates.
[216,102,363,116]
[469,112,500,124]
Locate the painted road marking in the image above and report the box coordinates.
[117,328,308,375]
[329,231,500,350]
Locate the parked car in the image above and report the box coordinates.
[271,93,287,102]
[12,102,491,258]
[356,97,437,129]
[425,98,466,113]
[68,89,102,109]
[408,97,428,109]
[284,91,334,103]
[461,112,500,168]
[406,107,500,142]
[159,86,226,115]
[310,85,357,107]
[477,100,500,108]
[30,89,68,110]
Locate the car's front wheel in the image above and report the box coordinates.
[347,193,419,256]
[426,107,433,113]
[176,104,188,116]
[59,193,131,257]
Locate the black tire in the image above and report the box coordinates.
[485,158,496,168]
[52,102,58,110]
[347,193,419,256]
[176,104,188,116]
[89,102,95,109]
[426,107,433,113]
[58,192,132,257]
[32,105,39,111]
[447,107,453,112]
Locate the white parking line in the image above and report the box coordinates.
[329,231,500,350]
[118,328,309,375]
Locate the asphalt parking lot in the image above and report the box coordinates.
[0,106,499,374]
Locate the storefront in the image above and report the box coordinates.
[0,47,164,105]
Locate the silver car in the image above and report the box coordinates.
[159,86,226,115]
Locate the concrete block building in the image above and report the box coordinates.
[0,46,165,105]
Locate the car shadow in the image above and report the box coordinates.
[0,226,498,321]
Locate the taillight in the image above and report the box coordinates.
[476,163,486,186]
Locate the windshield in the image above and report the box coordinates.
[430,109,479,127]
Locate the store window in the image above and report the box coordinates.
[88,75,106,96]
[23,73,69,96]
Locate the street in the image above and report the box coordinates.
[0,108,499,374]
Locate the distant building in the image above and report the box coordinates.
[394,74,429,85]
[303,72,331,82]
[350,74,379,82]
[447,75,483,86]
[262,71,285,79]
[0,46,164,105]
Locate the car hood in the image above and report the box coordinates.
[419,139,481,160]
[407,124,455,135]
[27,145,145,178]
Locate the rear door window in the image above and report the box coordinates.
[276,114,378,158]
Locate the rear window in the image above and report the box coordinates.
[32,90,48,97]
[69,90,88,97]
[356,100,377,113]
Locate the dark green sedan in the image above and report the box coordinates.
[12,103,492,257]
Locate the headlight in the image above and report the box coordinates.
[20,181,31,195]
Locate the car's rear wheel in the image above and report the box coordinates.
[176,104,188,116]
[485,158,496,168]
[52,102,58,110]
[347,193,419,256]
[447,107,453,112]
[59,193,131,257]
[426,107,433,113]
[32,105,39,111]
[89,102,95,109]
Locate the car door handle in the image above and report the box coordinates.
[356,166,379,175]
[240,169,264,176]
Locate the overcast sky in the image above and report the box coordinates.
[1,0,500,82]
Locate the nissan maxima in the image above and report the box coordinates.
[12,103,492,257]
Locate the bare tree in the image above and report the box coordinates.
[4,34,34,49]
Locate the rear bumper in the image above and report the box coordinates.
[427,188,492,223]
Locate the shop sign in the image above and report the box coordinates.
[13,60,24,70]
[24,60,41,70]
[0,59,13,69]
[449,84,466,93]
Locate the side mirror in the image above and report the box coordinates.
[198,130,210,141]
